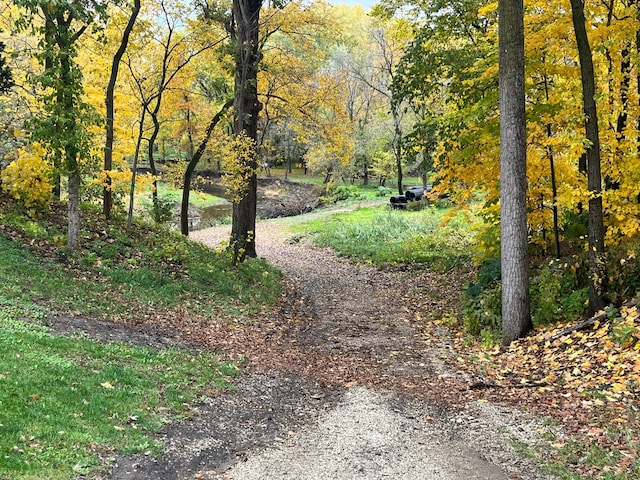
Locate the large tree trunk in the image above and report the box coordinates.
[498,0,532,344]
[103,0,140,219]
[231,0,262,264]
[570,0,608,315]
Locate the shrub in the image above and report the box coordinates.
[530,257,588,326]
[376,186,392,197]
[0,144,53,210]
[145,197,176,224]
[607,240,640,304]
[462,258,502,336]
[333,185,362,200]
[321,183,363,203]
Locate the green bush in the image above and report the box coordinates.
[462,255,590,338]
[376,186,392,197]
[607,239,640,304]
[145,197,176,224]
[321,183,363,203]
[406,199,428,211]
[530,258,588,326]
[462,258,502,336]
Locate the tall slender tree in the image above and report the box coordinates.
[499,0,532,344]
[103,0,141,219]
[15,0,109,251]
[569,0,607,315]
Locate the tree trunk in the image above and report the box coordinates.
[67,166,81,251]
[570,0,607,315]
[103,0,140,219]
[181,99,233,235]
[148,114,161,222]
[59,37,81,251]
[393,114,403,195]
[127,108,147,230]
[548,125,561,258]
[498,0,532,344]
[231,0,262,264]
[44,16,62,200]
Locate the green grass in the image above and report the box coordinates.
[0,299,237,480]
[0,208,281,320]
[297,204,474,270]
[0,193,280,479]
[147,182,226,208]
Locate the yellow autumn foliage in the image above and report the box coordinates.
[1,144,53,210]
[422,0,640,258]
[88,168,157,198]
[220,133,258,204]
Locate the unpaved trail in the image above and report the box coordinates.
[102,202,558,480]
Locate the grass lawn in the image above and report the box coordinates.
[0,193,281,479]
[0,303,237,480]
[297,202,474,270]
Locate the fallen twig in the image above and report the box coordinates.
[544,300,638,344]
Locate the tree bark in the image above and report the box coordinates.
[59,22,81,251]
[570,0,608,315]
[127,107,147,230]
[181,99,233,235]
[499,0,532,344]
[103,0,140,219]
[67,166,81,251]
[393,117,403,195]
[231,0,262,263]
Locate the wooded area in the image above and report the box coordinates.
[4,1,640,477]
[2,0,640,342]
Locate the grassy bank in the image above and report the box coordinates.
[0,300,237,480]
[0,193,281,479]
[0,198,281,320]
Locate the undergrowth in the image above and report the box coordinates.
[0,195,281,321]
[299,204,473,271]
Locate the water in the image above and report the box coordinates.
[180,202,232,231]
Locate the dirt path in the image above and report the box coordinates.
[100,203,558,480]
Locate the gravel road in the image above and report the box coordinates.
[101,202,560,480]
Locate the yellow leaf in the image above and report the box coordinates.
[100,382,115,389]
[612,382,626,393]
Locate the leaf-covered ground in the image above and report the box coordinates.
[192,211,640,479]
[445,303,640,478]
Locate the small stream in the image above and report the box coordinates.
[173,201,232,232]
[174,179,233,232]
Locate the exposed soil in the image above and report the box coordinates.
[33,186,560,479]
[255,177,325,219]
